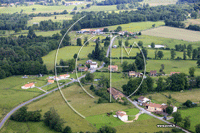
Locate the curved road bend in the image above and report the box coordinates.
[0,35,118,130]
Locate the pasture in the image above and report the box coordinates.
[163,89,200,103]
[0,4,83,14]
[146,60,200,75]
[107,21,165,32]
[142,26,200,42]
[86,108,139,129]
[25,84,135,132]
[111,46,183,60]
[27,14,73,26]
[1,121,56,133]
[84,5,117,12]
[169,107,200,132]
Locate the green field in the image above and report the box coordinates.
[23,85,135,132]
[0,76,51,120]
[86,108,139,129]
[116,35,200,49]
[27,14,73,26]
[142,26,200,42]
[111,46,183,60]
[107,21,165,32]
[84,5,117,12]
[146,60,200,75]
[0,4,83,14]
[1,121,56,133]
[163,89,200,103]
[169,107,200,132]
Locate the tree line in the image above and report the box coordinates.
[97,0,143,5]
[63,4,194,30]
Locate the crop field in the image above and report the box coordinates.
[0,4,83,14]
[107,21,165,32]
[184,19,200,27]
[141,0,178,6]
[27,14,73,26]
[142,26,200,42]
[24,84,135,132]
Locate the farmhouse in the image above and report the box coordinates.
[148,45,165,48]
[90,62,98,69]
[170,72,180,76]
[21,83,35,89]
[108,65,118,72]
[138,96,150,106]
[48,80,54,84]
[116,111,128,121]
[128,71,143,77]
[107,87,124,101]
[78,67,88,72]
[59,74,70,79]
[86,60,93,64]
[145,103,167,113]
[113,45,117,48]
[150,70,157,76]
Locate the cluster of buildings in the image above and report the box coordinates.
[77,28,105,35]
[78,60,98,72]
[65,2,83,6]
[76,28,138,37]
[48,74,70,81]
[148,45,165,48]
[149,70,180,76]
[137,96,177,115]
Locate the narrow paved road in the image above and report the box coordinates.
[0,35,118,130]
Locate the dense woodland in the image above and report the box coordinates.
[0,14,29,30]
[63,4,195,30]
[0,29,71,79]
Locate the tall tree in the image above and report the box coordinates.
[156,77,164,92]
[184,116,191,129]
[151,42,155,48]
[187,49,192,59]
[183,50,187,60]
[77,38,82,46]
[195,124,200,133]
[172,112,182,125]
[84,37,89,46]
[189,67,195,77]
[192,49,198,60]
[171,49,176,59]
[157,51,164,59]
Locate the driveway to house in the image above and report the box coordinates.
[0,35,118,130]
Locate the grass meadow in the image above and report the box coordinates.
[0,4,83,14]
[142,26,200,42]
[169,107,200,132]
[24,84,135,132]
[86,108,139,129]
[27,14,73,26]
[107,21,165,32]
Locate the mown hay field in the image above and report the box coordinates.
[142,26,200,42]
